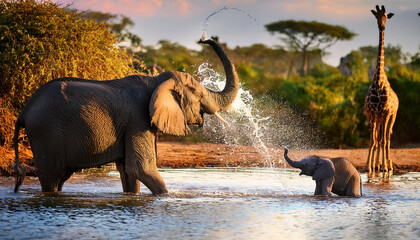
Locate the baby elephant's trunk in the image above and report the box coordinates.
[283,147,304,169]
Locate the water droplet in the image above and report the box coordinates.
[195,64,329,167]
[202,6,259,34]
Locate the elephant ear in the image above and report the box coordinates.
[149,79,188,136]
[312,158,335,181]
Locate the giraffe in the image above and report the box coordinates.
[365,5,399,182]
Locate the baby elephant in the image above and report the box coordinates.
[283,147,362,197]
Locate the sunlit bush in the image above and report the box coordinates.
[0,0,138,111]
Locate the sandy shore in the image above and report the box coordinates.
[155,142,420,173]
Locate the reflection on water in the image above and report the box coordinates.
[1,169,419,239]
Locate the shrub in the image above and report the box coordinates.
[0,0,138,111]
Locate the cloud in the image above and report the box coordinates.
[80,0,162,16]
[174,0,190,15]
[55,0,195,17]
[211,0,257,4]
[278,0,370,19]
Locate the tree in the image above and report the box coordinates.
[265,20,356,75]
[0,0,138,110]
[359,45,407,66]
[410,46,420,70]
[82,11,142,48]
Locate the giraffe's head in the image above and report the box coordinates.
[371,5,394,30]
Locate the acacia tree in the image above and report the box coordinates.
[82,11,142,48]
[265,20,356,76]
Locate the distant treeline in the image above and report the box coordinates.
[140,41,420,147]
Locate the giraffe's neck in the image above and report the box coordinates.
[375,29,386,85]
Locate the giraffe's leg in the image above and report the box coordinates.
[373,123,381,174]
[385,113,397,181]
[366,127,373,180]
[375,123,382,177]
[367,122,378,181]
[373,121,383,179]
[381,120,389,181]
[380,124,387,177]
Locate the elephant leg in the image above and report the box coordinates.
[125,131,168,195]
[346,175,361,197]
[38,176,59,192]
[29,127,69,192]
[314,181,322,196]
[37,166,62,192]
[116,161,140,194]
[320,178,333,197]
[57,170,75,192]
[32,148,63,192]
[136,166,167,195]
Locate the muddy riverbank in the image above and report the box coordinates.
[155,142,420,173]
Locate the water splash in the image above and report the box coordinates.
[196,63,275,167]
[199,7,277,166]
[195,63,327,167]
[197,7,324,166]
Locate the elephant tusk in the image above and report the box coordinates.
[214,112,229,126]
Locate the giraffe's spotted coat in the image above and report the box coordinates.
[365,5,398,181]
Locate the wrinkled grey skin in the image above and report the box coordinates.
[13,39,239,195]
[283,147,361,197]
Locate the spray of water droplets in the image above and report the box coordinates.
[201,6,259,41]
[195,63,327,167]
[195,7,327,167]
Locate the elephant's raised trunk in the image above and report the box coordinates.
[284,148,304,169]
[198,38,239,112]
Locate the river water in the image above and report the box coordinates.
[0,168,419,240]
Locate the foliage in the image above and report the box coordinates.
[265,20,356,49]
[265,20,356,76]
[409,46,420,71]
[290,66,370,147]
[0,0,138,110]
[387,65,420,143]
[82,10,142,48]
[143,38,419,147]
[139,40,202,74]
[0,99,16,147]
[359,44,409,67]
[276,46,420,147]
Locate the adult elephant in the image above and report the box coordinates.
[13,38,239,195]
[283,147,362,197]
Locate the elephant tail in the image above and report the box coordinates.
[359,174,363,197]
[13,115,26,193]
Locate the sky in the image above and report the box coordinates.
[55,0,420,66]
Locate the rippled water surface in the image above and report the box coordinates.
[1,168,419,239]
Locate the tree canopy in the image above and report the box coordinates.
[265,20,356,75]
[82,11,142,48]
